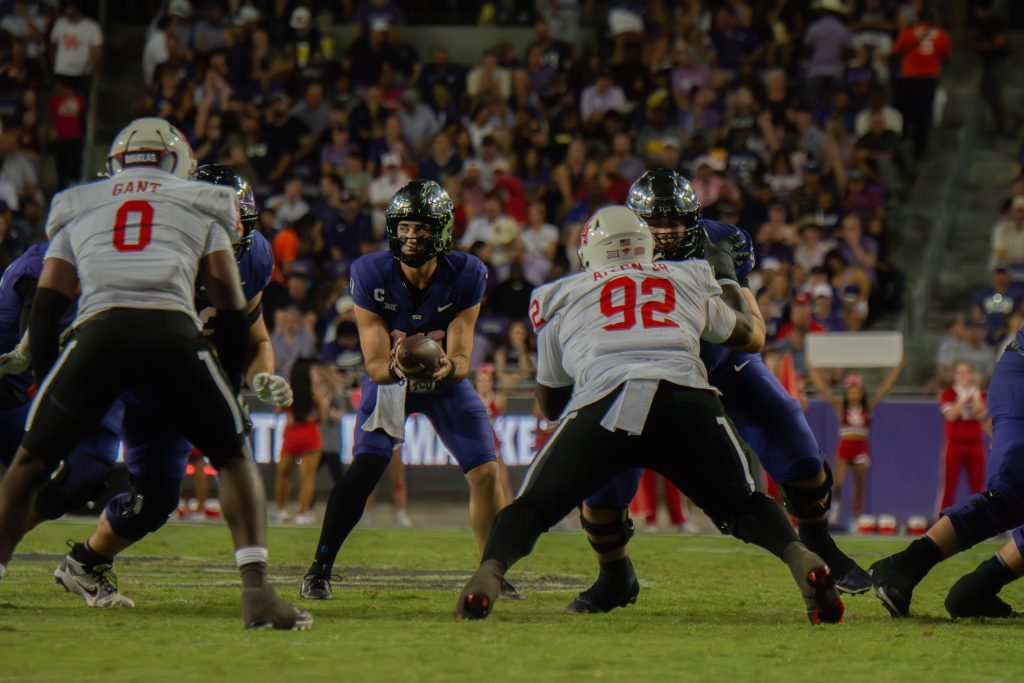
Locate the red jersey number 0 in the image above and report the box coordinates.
[113,200,154,252]
[599,276,679,331]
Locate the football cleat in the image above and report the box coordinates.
[834,565,873,595]
[454,560,504,620]
[54,554,135,608]
[499,577,523,600]
[868,555,918,618]
[565,578,640,614]
[300,564,339,600]
[944,572,1023,619]
[242,585,313,630]
[783,543,844,624]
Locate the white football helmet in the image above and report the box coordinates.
[577,205,656,270]
[107,117,197,180]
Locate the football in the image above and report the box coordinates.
[394,334,445,376]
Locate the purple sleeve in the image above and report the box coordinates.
[349,258,381,313]
[456,256,487,312]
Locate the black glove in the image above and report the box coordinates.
[703,235,739,284]
[726,231,754,286]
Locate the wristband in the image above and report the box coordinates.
[442,361,458,383]
[387,361,401,382]
[717,278,740,288]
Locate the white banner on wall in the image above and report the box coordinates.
[247,412,543,466]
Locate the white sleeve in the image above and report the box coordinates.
[194,185,241,246]
[45,229,76,266]
[44,190,74,239]
[535,316,573,388]
[203,221,234,256]
[698,269,737,344]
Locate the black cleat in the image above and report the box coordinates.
[454,560,503,620]
[499,577,523,600]
[300,563,338,600]
[564,578,640,614]
[834,565,873,595]
[945,572,1022,619]
[784,543,844,624]
[869,555,917,618]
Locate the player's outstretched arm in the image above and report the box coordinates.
[244,293,293,406]
[28,257,77,380]
[868,360,905,412]
[353,304,403,384]
[806,365,842,415]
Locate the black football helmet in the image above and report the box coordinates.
[384,179,455,267]
[195,164,259,258]
[626,168,705,260]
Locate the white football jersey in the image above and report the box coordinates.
[44,167,240,329]
[530,259,738,420]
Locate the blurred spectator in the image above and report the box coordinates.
[330,188,373,264]
[0,1,50,61]
[419,131,461,185]
[0,131,38,205]
[838,214,878,276]
[842,169,886,224]
[368,153,411,235]
[493,320,535,387]
[811,282,847,331]
[992,196,1024,267]
[938,360,988,510]
[396,88,440,155]
[0,202,17,270]
[936,315,969,386]
[804,1,852,107]
[971,267,1020,345]
[320,124,357,178]
[342,150,372,202]
[467,50,511,101]
[794,220,836,271]
[579,67,627,130]
[893,6,951,160]
[193,2,229,54]
[777,293,826,341]
[48,77,85,189]
[272,307,317,378]
[825,248,870,330]
[520,200,559,262]
[958,324,997,380]
[50,0,103,96]
[266,176,310,231]
[969,0,1009,136]
[528,19,571,73]
[854,84,903,137]
[460,195,512,249]
[292,81,331,141]
[143,14,173,87]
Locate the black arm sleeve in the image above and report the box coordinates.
[214,308,248,394]
[28,287,72,381]
[13,275,38,337]
[245,300,264,327]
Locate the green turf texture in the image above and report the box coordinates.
[0,522,1020,682]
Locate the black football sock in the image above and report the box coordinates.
[313,454,390,573]
[895,536,944,582]
[798,518,856,575]
[730,493,799,558]
[969,555,1018,592]
[72,540,112,568]
[481,501,549,570]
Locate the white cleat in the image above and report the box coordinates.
[54,554,135,608]
[395,509,413,529]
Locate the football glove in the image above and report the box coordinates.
[0,333,31,378]
[252,372,293,407]
[704,235,739,284]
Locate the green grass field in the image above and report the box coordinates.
[0,521,1020,682]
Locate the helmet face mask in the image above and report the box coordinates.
[195,164,259,258]
[626,169,705,260]
[385,180,454,267]
[107,117,197,181]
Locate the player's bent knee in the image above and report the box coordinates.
[34,453,114,520]
[945,486,1024,550]
[580,506,634,553]
[464,460,500,489]
[780,462,833,521]
[104,477,183,541]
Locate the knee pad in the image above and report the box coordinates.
[583,469,642,509]
[944,487,1024,551]
[34,451,115,520]
[104,476,183,542]
[780,462,833,521]
[580,506,635,554]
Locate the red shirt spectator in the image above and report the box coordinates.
[893,21,951,78]
[938,361,988,510]
[48,86,85,139]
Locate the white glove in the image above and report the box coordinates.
[252,372,293,407]
[0,333,31,378]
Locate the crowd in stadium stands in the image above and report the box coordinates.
[0,0,945,390]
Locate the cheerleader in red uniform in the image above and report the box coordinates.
[274,358,328,524]
[809,362,903,524]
